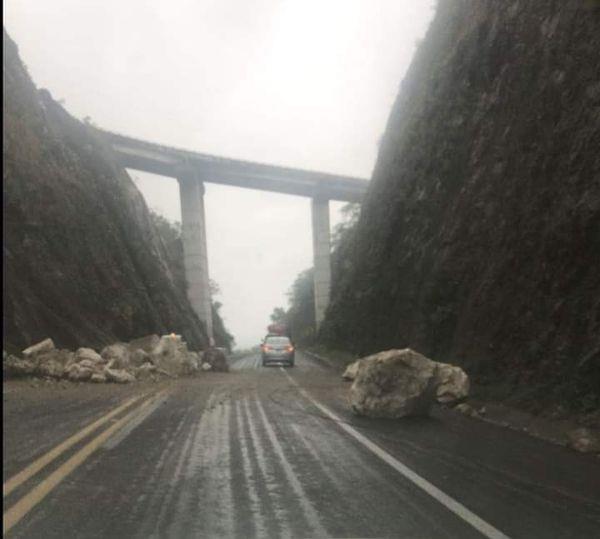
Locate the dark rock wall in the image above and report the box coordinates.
[322,1,600,407]
[3,30,207,351]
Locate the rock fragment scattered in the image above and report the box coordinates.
[4,334,222,385]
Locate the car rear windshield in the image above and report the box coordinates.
[265,336,290,345]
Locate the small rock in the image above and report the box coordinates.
[75,348,103,364]
[22,338,55,359]
[201,362,212,371]
[567,428,600,454]
[104,367,136,384]
[455,403,480,418]
[90,373,107,383]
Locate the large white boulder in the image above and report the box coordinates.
[350,349,439,418]
[151,334,194,375]
[22,338,55,359]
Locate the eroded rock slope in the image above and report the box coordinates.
[3,30,207,351]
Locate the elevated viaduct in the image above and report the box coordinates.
[104,131,370,343]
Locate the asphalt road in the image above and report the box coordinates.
[3,352,600,538]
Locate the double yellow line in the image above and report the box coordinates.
[3,389,168,535]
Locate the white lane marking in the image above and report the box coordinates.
[280,368,511,539]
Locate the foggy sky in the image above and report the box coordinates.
[5,0,435,348]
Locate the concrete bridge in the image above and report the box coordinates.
[103,131,369,343]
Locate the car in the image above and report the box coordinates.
[261,335,295,367]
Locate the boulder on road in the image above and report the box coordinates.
[435,363,470,405]
[75,347,103,365]
[151,334,198,376]
[202,347,229,372]
[101,343,131,370]
[104,367,136,384]
[134,362,156,380]
[342,360,361,381]
[22,338,55,359]
[37,359,65,379]
[182,351,200,374]
[130,349,151,367]
[90,372,107,383]
[33,349,74,376]
[350,349,438,418]
[66,363,94,382]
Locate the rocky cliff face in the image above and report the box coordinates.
[3,30,207,351]
[322,1,600,410]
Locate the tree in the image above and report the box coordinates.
[285,268,316,346]
[212,301,235,352]
[270,307,287,324]
[331,202,360,250]
[209,279,221,297]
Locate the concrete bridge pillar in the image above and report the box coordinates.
[311,197,332,329]
[178,172,214,345]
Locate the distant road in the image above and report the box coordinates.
[4,353,600,538]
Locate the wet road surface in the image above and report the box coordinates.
[3,353,600,538]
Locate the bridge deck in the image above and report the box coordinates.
[103,131,369,202]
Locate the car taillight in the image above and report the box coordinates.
[264,345,272,351]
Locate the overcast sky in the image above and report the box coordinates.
[5,0,435,348]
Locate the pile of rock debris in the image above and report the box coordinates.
[3,334,229,384]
